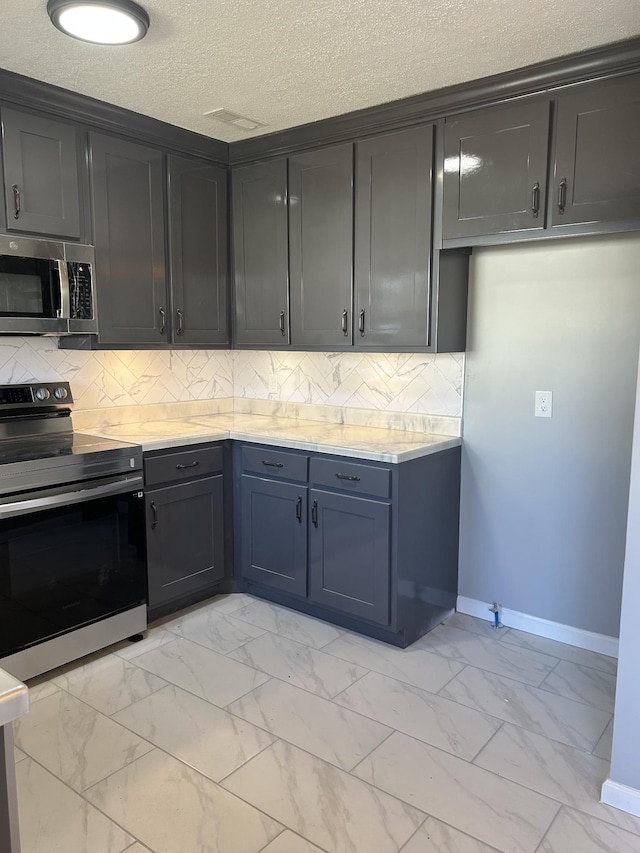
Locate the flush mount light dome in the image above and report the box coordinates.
[47,0,149,44]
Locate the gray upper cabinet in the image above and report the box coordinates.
[168,156,229,346]
[355,126,433,348]
[90,133,167,345]
[551,74,640,228]
[443,100,550,239]
[289,144,354,347]
[233,160,289,346]
[1,108,82,240]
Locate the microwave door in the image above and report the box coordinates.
[0,255,67,335]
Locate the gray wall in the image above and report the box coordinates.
[609,348,640,790]
[459,233,640,638]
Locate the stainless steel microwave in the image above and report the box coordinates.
[0,235,97,335]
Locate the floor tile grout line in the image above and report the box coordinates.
[534,678,615,715]
[395,813,431,853]
[16,751,147,850]
[590,715,614,757]
[467,735,640,839]
[468,720,506,766]
[347,728,397,776]
[533,803,564,853]
[498,633,618,676]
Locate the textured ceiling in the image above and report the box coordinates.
[0,0,639,142]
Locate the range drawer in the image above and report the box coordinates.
[242,445,308,482]
[145,444,224,487]
[309,457,391,498]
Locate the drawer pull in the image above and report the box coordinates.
[176,461,200,470]
[150,501,158,529]
[159,307,166,335]
[262,460,284,468]
[296,495,302,522]
[359,309,365,337]
[312,499,318,527]
[336,473,361,482]
[279,311,286,336]
[341,309,348,336]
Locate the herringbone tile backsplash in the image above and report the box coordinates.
[0,338,463,417]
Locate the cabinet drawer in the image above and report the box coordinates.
[310,457,391,498]
[145,445,223,487]
[242,446,308,482]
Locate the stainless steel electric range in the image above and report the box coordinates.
[0,382,147,681]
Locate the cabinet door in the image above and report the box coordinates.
[146,475,225,610]
[168,157,229,346]
[289,145,353,347]
[233,160,289,346]
[240,475,307,596]
[90,133,167,344]
[443,100,550,239]
[551,75,640,227]
[355,126,433,348]
[1,108,81,240]
[308,489,390,625]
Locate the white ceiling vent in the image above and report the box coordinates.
[204,108,266,132]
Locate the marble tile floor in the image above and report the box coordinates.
[12,596,640,853]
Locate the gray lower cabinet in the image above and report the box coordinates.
[90,133,167,345]
[232,160,290,346]
[1,108,83,240]
[551,74,640,228]
[235,442,461,646]
[289,144,354,347]
[240,475,308,596]
[308,489,390,624]
[443,99,550,239]
[168,156,229,346]
[355,126,433,348]
[145,444,226,618]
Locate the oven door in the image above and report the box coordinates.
[0,474,146,659]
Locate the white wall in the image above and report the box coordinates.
[459,233,640,638]
[607,349,640,798]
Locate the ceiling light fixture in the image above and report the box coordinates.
[47,0,149,45]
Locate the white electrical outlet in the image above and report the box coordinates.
[535,390,553,418]
[268,374,279,394]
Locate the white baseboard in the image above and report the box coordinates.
[456,596,619,658]
[601,779,640,818]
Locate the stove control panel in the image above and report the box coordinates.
[0,383,74,408]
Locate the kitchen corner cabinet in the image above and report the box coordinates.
[442,100,551,240]
[90,133,167,345]
[355,125,433,348]
[551,74,640,228]
[232,160,290,346]
[144,443,228,619]
[0,108,83,240]
[235,442,461,646]
[168,156,229,346]
[289,144,354,347]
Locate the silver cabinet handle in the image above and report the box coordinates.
[176,309,184,335]
[341,309,348,336]
[262,460,284,468]
[176,461,199,470]
[359,309,365,337]
[558,178,567,214]
[12,184,20,219]
[0,474,143,521]
[150,500,158,529]
[159,307,166,335]
[279,311,286,336]
[531,182,540,218]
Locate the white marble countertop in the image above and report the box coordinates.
[0,668,28,727]
[83,412,461,463]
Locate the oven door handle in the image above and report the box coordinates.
[0,475,144,520]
